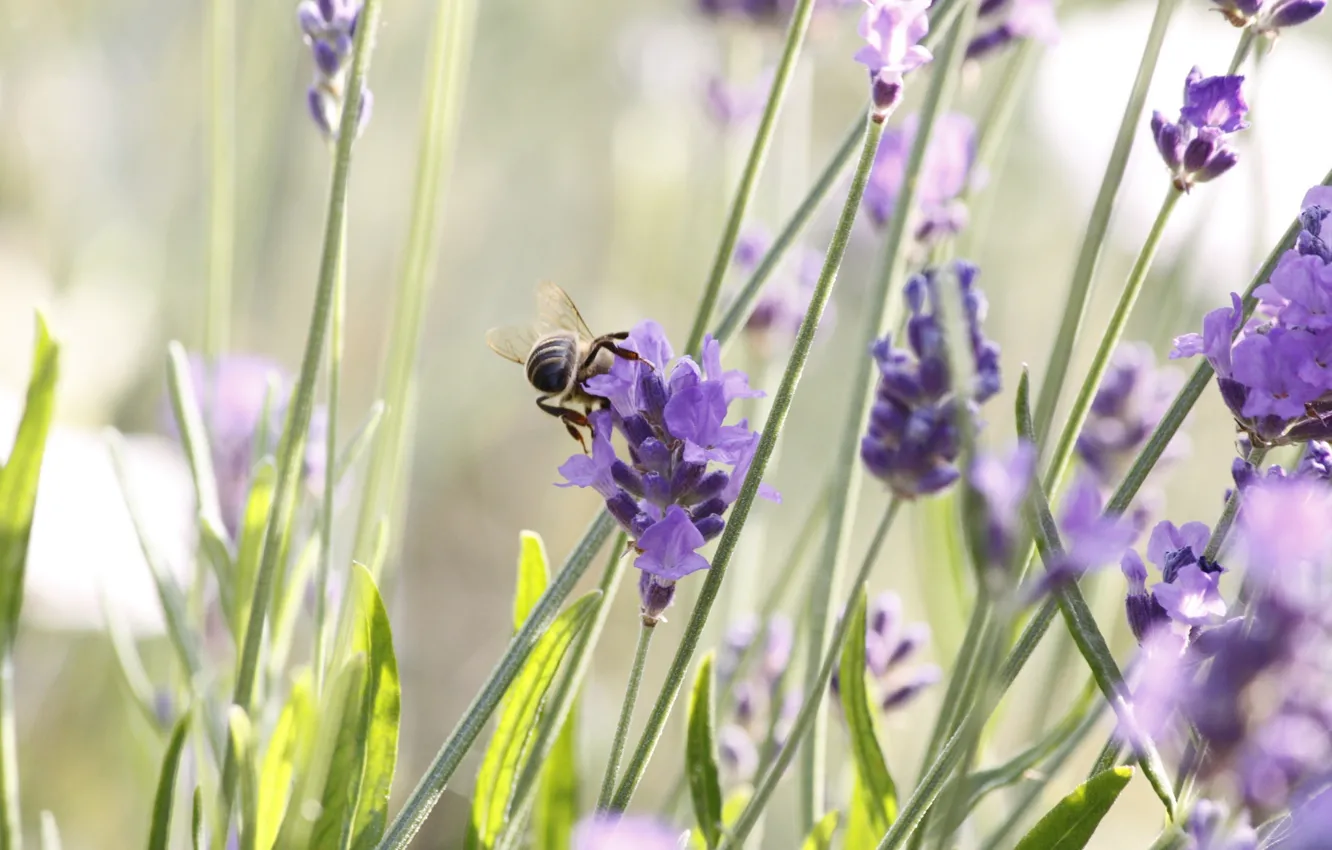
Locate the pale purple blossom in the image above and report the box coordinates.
[572,815,681,850]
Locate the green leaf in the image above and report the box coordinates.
[199,519,236,631]
[308,654,370,850]
[690,786,754,850]
[514,531,550,633]
[1013,767,1134,850]
[0,313,58,648]
[843,775,875,850]
[800,811,841,850]
[99,590,160,730]
[191,788,203,850]
[686,653,723,849]
[334,402,385,485]
[347,564,401,850]
[146,711,191,850]
[228,708,259,850]
[468,591,601,850]
[39,811,60,850]
[234,460,276,640]
[269,536,320,679]
[839,588,897,836]
[258,672,314,850]
[164,343,226,534]
[531,700,578,850]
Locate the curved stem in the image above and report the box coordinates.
[217,0,381,823]
[597,624,654,810]
[718,499,902,848]
[799,4,977,829]
[351,0,477,575]
[609,113,888,813]
[1029,0,1181,446]
[683,0,820,356]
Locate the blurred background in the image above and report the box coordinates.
[2,0,1330,846]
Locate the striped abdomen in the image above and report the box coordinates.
[526,335,577,396]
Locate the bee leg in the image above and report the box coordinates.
[537,395,592,453]
[580,335,652,372]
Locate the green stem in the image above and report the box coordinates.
[351,0,476,575]
[610,114,888,813]
[313,214,346,697]
[684,0,819,356]
[205,0,235,358]
[597,625,655,810]
[217,0,381,825]
[0,656,19,850]
[1203,447,1266,562]
[1029,0,1181,447]
[1227,28,1255,75]
[799,5,976,829]
[718,499,902,849]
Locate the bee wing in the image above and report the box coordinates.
[536,280,594,339]
[485,324,539,364]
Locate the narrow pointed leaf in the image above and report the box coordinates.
[690,787,754,850]
[164,343,225,533]
[191,788,204,850]
[335,402,385,484]
[531,701,578,850]
[348,564,401,850]
[39,811,60,850]
[844,779,876,850]
[801,811,841,850]
[839,589,897,835]
[686,653,723,849]
[308,654,370,850]
[1013,767,1134,850]
[514,532,550,633]
[100,591,161,729]
[235,460,276,640]
[229,708,259,850]
[258,672,314,850]
[468,591,601,850]
[146,712,191,850]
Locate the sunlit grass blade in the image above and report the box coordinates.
[346,564,401,850]
[1012,767,1134,850]
[258,671,314,850]
[234,460,275,640]
[165,343,227,536]
[147,712,192,850]
[228,708,259,850]
[839,590,897,836]
[514,532,551,632]
[801,811,841,850]
[685,653,723,849]
[530,697,579,850]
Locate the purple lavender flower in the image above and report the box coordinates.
[1212,0,1326,31]
[829,592,940,713]
[1040,475,1139,587]
[298,0,372,140]
[169,355,328,539]
[698,0,856,24]
[863,113,977,242]
[1173,187,1332,447]
[1076,343,1187,487]
[716,615,798,781]
[861,261,1000,499]
[966,441,1036,567]
[557,322,777,624]
[705,72,771,127]
[853,0,933,119]
[1150,68,1248,192]
[571,815,681,850]
[1183,800,1256,850]
[1119,521,1225,642]
[966,0,1059,61]
[728,225,828,356]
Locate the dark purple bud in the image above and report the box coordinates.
[311,40,342,77]
[639,572,677,625]
[308,86,336,139]
[1195,147,1239,184]
[733,680,758,725]
[977,0,1009,16]
[691,497,728,519]
[611,460,645,498]
[670,461,706,501]
[1265,0,1326,27]
[693,515,725,542]
[889,623,930,666]
[607,491,646,535]
[317,0,336,20]
[869,593,899,637]
[881,665,942,711]
[621,415,654,447]
[687,470,729,503]
[1152,112,1184,171]
[642,472,672,507]
[1233,456,1256,491]
[298,1,327,36]
[1183,129,1221,174]
[870,70,903,122]
[636,437,671,471]
[965,25,1014,61]
[642,373,670,418]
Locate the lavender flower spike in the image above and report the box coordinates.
[1150,68,1247,192]
[830,592,940,714]
[1076,342,1186,488]
[863,113,978,243]
[1212,0,1326,32]
[557,322,777,625]
[854,0,932,119]
[966,440,1036,568]
[861,261,1001,499]
[966,0,1059,61]
[298,0,372,140]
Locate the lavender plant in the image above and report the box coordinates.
[6,0,1332,846]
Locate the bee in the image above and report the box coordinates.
[486,281,644,451]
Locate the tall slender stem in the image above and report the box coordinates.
[597,625,654,810]
[609,114,888,813]
[718,499,902,848]
[217,0,381,826]
[351,0,477,575]
[683,0,819,355]
[1029,0,1181,447]
[798,5,976,829]
[313,213,346,696]
[205,0,235,358]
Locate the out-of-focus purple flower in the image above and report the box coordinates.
[1077,343,1187,488]
[727,225,830,356]
[967,441,1035,567]
[716,615,798,782]
[1173,188,1332,447]
[861,261,1001,499]
[168,354,328,540]
[863,113,977,243]
[298,0,372,140]
[1183,799,1257,850]
[1212,0,1326,32]
[1285,786,1332,850]
[966,0,1059,61]
[705,71,772,127]
[1150,68,1247,192]
[558,323,776,624]
[698,0,857,23]
[571,815,682,850]
[853,0,932,119]
[830,591,940,713]
[1237,476,1332,601]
